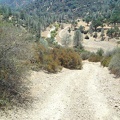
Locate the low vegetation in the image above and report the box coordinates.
[88,53,103,62]
[101,57,112,67]
[108,48,120,77]
[51,30,57,38]
[0,21,33,108]
[34,44,82,73]
[80,49,104,62]
[80,47,120,77]
[99,48,120,77]
[80,51,91,60]
[107,26,120,38]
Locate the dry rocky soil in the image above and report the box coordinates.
[0,61,120,120]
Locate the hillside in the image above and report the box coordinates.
[0,0,119,34]
[0,0,33,7]
[0,0,105,18]
[25,0,104,19]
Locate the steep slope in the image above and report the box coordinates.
[25,0,104,18]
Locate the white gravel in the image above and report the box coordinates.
[47,26,55,38]
[0,61,120,120]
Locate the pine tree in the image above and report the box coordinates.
[62,33,71,47]
[73,30,83,47]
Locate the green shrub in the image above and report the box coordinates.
[105,49,116,57]
[101,57,112,67]
[39,38,48,48]
[109,52,120,77]
[51,30,57,38]
[96,48,104,56]
[107,27,120,38]
[88,53,103,62]
[81,51,91,60]
[74,44,84,53]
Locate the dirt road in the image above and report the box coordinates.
[59,26,71,39]
[1,61,120,120]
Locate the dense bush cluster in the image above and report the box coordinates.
[34,45,82,73]
[80,51,91,60]
[80,47,120,77]
[107,26,120,38]
[101,57,112,67]
[88,53,103,62]
[80,49,104,62]
[52,47,82,69]
[79,49,104,62]
[51,30,57,38]
[100,49,114,67]
[99,48,120,77]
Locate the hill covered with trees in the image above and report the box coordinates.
[1,0,119,38]
[0,0,33,7]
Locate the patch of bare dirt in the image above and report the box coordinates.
[1,61,120,120]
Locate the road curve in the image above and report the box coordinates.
[59,26,70,39]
